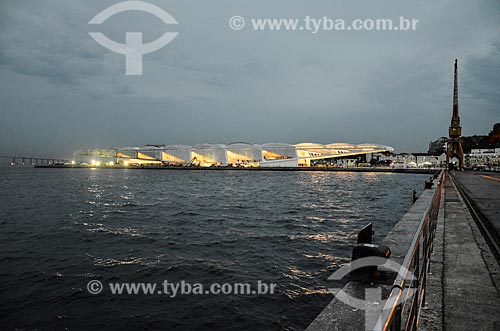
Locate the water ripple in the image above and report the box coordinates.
[0,167,428,330]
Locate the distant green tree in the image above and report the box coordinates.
[462,135,488,153]
[461,123,500,153]
[488,123,500,145]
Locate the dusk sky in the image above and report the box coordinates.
[0,0,499,158]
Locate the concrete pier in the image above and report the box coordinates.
[422,173,500,330]
[307,173,443,330]
[451,171,500,241]
[307,171,500,330]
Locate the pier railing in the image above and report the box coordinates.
[373,170,444,331]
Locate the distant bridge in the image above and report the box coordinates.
[0,155,69,165]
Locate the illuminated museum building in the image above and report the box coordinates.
[74,142,394,167]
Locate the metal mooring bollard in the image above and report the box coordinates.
[357,223,374,244]
[351,223,391,280]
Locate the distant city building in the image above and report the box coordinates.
[413,153,447,168]
[74,142,394,168]
[373,152,445,168]
[428,137,447,154]
[465,148,500,168]
[374,152,415,165]
[469,148,500,155]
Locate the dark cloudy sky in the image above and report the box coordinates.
[0,0,499,158]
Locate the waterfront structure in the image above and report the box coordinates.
[428,137,447,154]
[373,152,446,168]
[465,148,500,168]
[0,155,69,166]
[308,171,500,330]
[413,153,446,168]
[373,152,416,167]
[446,59,465,170]
[74,142,394,167]
[372,148,499,169]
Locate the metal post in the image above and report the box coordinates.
[394,304,402,331]
[411,190,417,205]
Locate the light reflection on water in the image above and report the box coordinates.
[0,167,428,330]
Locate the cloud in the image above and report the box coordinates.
[465,42,500,111]
[0,1,102,85]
